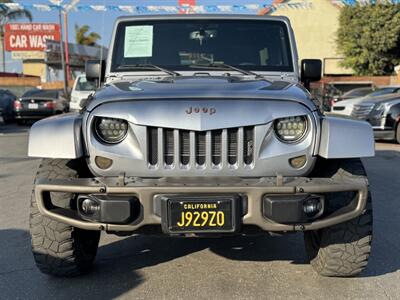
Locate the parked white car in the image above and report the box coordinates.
[70,74,96,111]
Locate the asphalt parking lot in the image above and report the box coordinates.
[0,123,400,300]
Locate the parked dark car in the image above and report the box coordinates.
[366,96,400,143]
[14,89,69,124]
[330,87,374,105]
[321,82,375,111]
[0,89,17,123]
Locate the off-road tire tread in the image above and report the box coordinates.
[304,158,373,277]
[30,159,100,277]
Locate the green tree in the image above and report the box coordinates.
[75,24,101,46]
[337,4,400,76]
[0,1,32,72]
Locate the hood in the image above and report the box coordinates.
[355,93,400,106]
[85,76,315,111]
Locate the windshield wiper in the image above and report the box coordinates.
[189,63,266,80]
[116,64,181,77]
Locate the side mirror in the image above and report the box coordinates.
[301,59,322,90]
[85,60,106,83]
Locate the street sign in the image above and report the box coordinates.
[11,51,46,60]
[4,23,61,52]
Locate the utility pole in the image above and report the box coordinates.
[1,25,6,72]
[62,0,80,82]
[63,11,70,82]
[58,7,68,97]
[49,0,68,95]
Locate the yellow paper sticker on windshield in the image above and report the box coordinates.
[124,25,153,58]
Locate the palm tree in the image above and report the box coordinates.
[0,1,32,72]
[75,24,101,46]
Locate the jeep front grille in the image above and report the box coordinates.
[146,126,254,169]
[211,130,222,165]
[196,131,206,165]
[180,130,190,165]
[164,129,174,165]
[147,127,158,165]
[227,128,238,165]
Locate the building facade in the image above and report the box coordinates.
[267,0,352,75]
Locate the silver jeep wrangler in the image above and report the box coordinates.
[28,15,374,277]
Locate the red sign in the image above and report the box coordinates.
[4,23,61,52]
[179,0,196,14]
[178,0,196,5]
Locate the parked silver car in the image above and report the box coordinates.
[346,94,400,143]
[331,86,400,117]
[28,15,374,278]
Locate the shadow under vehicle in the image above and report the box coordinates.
[27,14,375,278]
[14,89,69,125]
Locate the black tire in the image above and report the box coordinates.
[29,159,100,277]
[396,123,400,144]
[304,158,373,277]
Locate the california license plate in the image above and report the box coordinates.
[167,197,236,233]
[28,103,38,109]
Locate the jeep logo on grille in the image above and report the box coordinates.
[185,107,216,115]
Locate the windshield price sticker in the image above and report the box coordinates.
[124,25,153,58]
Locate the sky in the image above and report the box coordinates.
[5,0,269,72]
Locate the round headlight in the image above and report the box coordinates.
[94,117,128,144]
[274,116,308,143]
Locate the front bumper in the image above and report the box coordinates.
[15,110,54,120]
[34,175,369,233]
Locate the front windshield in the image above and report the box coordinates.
[22,89,58,98]
[75,76,96,91]
[111,19,293,73]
